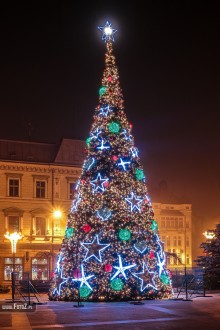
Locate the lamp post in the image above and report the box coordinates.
[4,231,23,302]
[51,209,62,276]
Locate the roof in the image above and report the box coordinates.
[0,138,85,166]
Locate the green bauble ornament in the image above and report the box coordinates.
[99,86,107,95]
[80,285,92,298]
[135,168,145,180]
[151,219,158,231]
[119,228,131,241]
[160,274,170,285]
[86,137,91,147]
[110,278,124,291]
[65,227,74,238]
[108,121,120,134]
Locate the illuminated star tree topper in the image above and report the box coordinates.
[98,21,117,42]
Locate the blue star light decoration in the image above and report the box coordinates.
[130,146,139,158]
[97,207,112,221]
[81,235,110,262]
[98,21,117,42]
[111,255,136,280]
[55,254,62,273]
[156,252,166,277]
[52,266,70,296]
[99,104,114,116]
[125,192,144,212]
[76,264,95,291]
[121,129,132,141]
[70,192,82,213]
[90,172,109,193]
[90,128,102,141]
[132,263,158,292]
[117,158,131,171]
[96,139,111,151]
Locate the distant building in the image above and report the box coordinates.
[153,202,192,271]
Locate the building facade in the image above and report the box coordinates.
[153,202,192,271]
[0,138,192,285]
[0,138,84,284]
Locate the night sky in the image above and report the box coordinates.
[0,1,219,223]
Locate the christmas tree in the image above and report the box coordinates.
[196,223,220,290]
[49,21,172,301]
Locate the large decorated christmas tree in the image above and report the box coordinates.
[49,21,172,301]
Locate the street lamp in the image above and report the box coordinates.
[4,231,23,272]
[4,231,23,303]
[203,230,215,240]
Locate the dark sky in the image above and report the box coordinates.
[0,1,219,222]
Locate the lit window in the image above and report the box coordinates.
[8,215,20,232]
[36,217,46,236]
[4,257,23,280]
[32,258,48,280]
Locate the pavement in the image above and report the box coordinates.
[0,291,220,329]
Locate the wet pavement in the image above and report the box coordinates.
[0,292,220,329]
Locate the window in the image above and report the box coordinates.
[36,217,46,236]
[36,181,46,198]
[166,236,170,247]
[4,257,23,280]
[32,258,49,280]
[178,236,182,247]
[8,215,20,232]
[173,236,177,247]
[69,182,76,200]
[9,178,19,197]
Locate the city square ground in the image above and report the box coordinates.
[0,291,220,330]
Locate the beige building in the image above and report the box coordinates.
[0,138,193,285]
[0,138,84,284]
[153,202,192,271]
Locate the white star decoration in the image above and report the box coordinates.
[132,263,157,292]
[98,21,117,42]
[156,252,166,276]
[90,172,109,192]
[81,235,110,262]
[125,192,144,212]
[77,264,94,290]
[111,255,136,280]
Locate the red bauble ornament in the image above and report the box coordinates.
[82,224,91,233]
[107,76,112,82]
[150,251,155,259]
[104,264,112,272]
[73,268,81,279]
[112,155,118,161]
[103,181,109,187]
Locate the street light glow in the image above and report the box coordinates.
[53,209,62,219]
[203,230,215,240]
[4,232,23,253]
